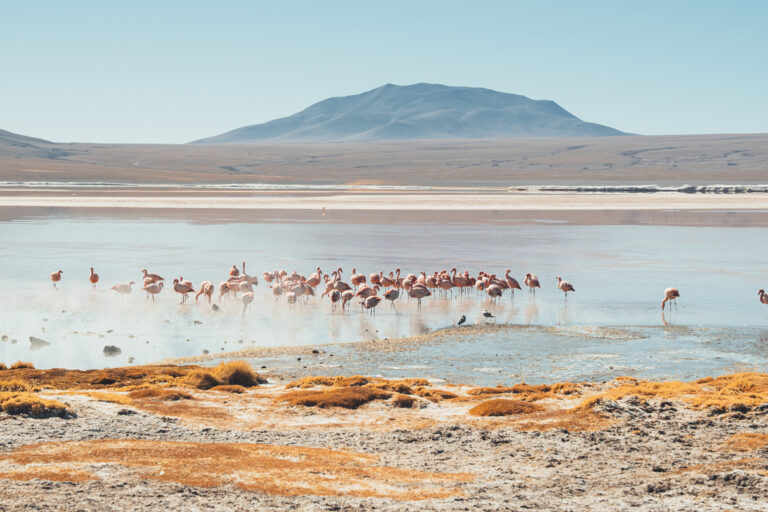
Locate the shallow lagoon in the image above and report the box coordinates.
[1,209,767,384]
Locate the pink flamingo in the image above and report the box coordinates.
[361,295,383,316]
[760,289,768,305]
[50,270,63,289]
[661,288,680,310]
[383,288,400,312]
[524,273,541,296]
[89,267,99,288]
[141,269,164,283]
[143,281,163,301]
[556,276,575,300]
[111,281,134,294]
[173,278,195,304]
[408,285,431,310]
[505,270,522,298]
[196,281,214,303]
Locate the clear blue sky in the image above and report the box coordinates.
[2,0,766,143]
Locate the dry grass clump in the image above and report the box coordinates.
[279,387,391,409]
[0,440,473,499]
[286,375,370,388]
[0,363,6,370]
[128,388,192,401]
[468,399,544,417]
[467,381,581,401]
[0,392,70,418]
[10,361,34,370]
[391,393,417,408]
[0,467,97,483]
[0,364,203,391]
[578,372,768,411]
[209,385,246,394]
[183,361,265,390]
[369,381,414,394]
[721,433,768,452]
[0,380,32,392]
[413,387,457,402]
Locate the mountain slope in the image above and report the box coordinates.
[192,83,626,143]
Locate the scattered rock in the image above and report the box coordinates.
[103,345,122,357]
[117,409,137,416]
[193,320,202,325]
[29,336,51,350]
[203,350,209,355]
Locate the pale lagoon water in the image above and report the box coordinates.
[1,208,767,385]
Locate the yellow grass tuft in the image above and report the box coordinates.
[183,361,265,390]
[413,387,457,402]
[128,388,192,401]
[286,375,370,388]
[279,387,391,409]
[721,433,768,452]
[467,381,581,401]
[468,399,544,417]
[0,363,6,370]
[0,380,32,392]
[391,393,417,408]
[10,361,34,370]
[0,392,70,418]
[578,372,768,411]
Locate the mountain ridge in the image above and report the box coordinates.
[192,83,627,143]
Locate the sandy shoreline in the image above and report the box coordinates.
[3,191,768,211]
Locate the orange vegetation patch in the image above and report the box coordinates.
[673,457,762,475]
[578,373,768,411]
[0,467,97,483]
[286,375,370,388]
[0,440,473,499]
[413,387,458,402]
[0,392,70,418]
[467,382,581,401]
[9,362,34,370]
[0,361,265,392]
[0,380,32,392]
[392,393,418,408]
[279,387,392,409]
[183,361,265,390]
[513,408,614,432]
[209,385,246,394]
[127,388,192,401]
[0,363,6,370]
[468,399,544,417]
[721,433,768,452]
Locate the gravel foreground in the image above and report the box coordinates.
[1,390,767,511]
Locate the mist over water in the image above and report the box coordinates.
[1,209,767,384]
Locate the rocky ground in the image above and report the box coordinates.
[1,369,767,511]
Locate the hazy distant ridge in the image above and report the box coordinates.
[191,83,626,143]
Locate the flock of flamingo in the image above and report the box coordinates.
[49,263,690,314]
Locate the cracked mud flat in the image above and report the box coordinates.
[1,368,767,511]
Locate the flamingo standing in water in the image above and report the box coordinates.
[111,281,134,294]
[505,270,522,298]
[408,285,431,310]
[143,281,163,301]
[759,289,768,305]
[361,295,382,315]
[556,276,575,300]
[173,278,195,304]
[524,273,541,296]
[141,269,164,283]
[383,288,400,312]
[241,291,254,312]
[50,270,63,289]
[661,288,680,310]
[196,281,214,303]
[89,267,99,288]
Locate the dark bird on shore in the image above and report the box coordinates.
[482,309,494,319]
[458,315,466,326]
[211,304,220,311]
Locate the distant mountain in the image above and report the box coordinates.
[192,83,626,143]
[0,128,52,146]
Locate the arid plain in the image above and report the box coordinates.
[1,135,768,510]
